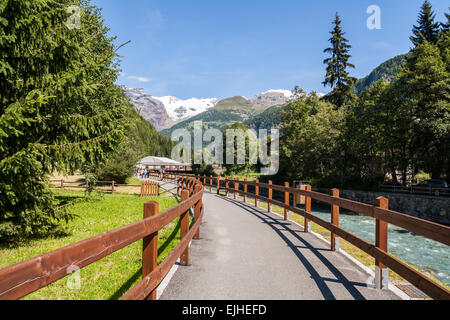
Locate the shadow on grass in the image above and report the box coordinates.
[0,226,73,250]
[108,218,182,300]
[0,194,91,250]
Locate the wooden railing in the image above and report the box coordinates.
[0,176,203,300]
[168,173,450,300]
[140,180,160,197]
[50,179,118,193]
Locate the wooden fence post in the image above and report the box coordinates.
[111,181,115,194]
[194,184,202,240]
[268,181,273,212]
[143,201,159,300]
[244,178,248,203]
[284,182,289,220]
[331,188,340,251]
[217,177,220,195]
[210,176,213,192]
[180,190,190,266]
[61,179,64,189]
[375,197,389,290]
[225,179,229,197]
[234,181,238,200]
[255,179,259,207]
[305,185,312,233]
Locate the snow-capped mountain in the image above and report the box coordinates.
[125,88,175,131]
[126,87,322,133]
[262,89,294,99]
[250,89,294,112]
[153,96,218,122]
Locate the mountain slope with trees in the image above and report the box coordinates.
[354,54,408,95]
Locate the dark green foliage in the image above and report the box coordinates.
[131,110,173,157]
[396,37,450,179]
[192,164,216,177]
[410,0,440,45]
[244,106,281,131]
[279,90,345,185]
[280,31,449,187]
[223,122,257,175]
[0,0,130,242]
[354,54,408,95]
[94,136,142,184]
[95,106,173,183]
[323,13,356,108]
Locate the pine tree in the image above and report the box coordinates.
[410,0,440,45]
[0,0,130,242]
[323,13,356,108]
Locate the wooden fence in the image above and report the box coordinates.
[50,179,117,193]
[0,177,203,300]
[170,173,450,300]
[140,180,160,197]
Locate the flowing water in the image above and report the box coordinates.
[309,204,449,285]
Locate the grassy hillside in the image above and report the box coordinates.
[214,96,254,112]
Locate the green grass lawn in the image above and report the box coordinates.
[0,190,181,300]
[125,177,141,185]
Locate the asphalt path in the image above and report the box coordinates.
[159,184,400,300]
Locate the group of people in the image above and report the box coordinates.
[135,167,166,180]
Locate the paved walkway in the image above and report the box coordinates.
[159,185,400,300]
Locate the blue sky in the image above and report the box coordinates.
[91,0,449,100]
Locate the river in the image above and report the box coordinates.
[309,204,449,285]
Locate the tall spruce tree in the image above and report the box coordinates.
[410,0,440,45]
[0,0,130,242]
[323,13,356,108]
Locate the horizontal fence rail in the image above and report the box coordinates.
[165,173,450,300]
[50,179,117,193]
[0,177,203,300]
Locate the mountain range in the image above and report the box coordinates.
[126,53,407,136]
[125,88,295,133]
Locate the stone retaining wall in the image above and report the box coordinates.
[328,189,450,225]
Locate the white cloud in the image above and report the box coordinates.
[128,75,151,83]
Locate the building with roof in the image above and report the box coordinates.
[137,156,191,170]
